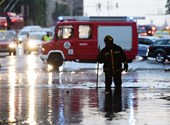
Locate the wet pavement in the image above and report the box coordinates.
[0,53,170,125]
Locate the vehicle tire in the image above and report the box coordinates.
[48,54,63,71]
[142,56,148,60]
[9,51,12,56]
[24,49,31,54]
[24,49,27,54]
[27,50,31,54]
[155,52,166,63]
[13,51,16,55]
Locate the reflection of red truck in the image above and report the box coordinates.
[40,16,138,70]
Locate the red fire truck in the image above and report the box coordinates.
[0,12,24,30]
[0,16,7,29]
[40,16,138,70]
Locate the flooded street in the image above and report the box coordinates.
[0,51,170,125]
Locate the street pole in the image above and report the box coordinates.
[96,61,99,88]
[96,46,100,88]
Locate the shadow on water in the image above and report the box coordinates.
[103,88,123,120]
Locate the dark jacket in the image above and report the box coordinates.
[97,43,127,72]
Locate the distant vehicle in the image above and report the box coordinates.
[23,32,46,54]
[36,27,54,37]
[17,29,30,43]
[7,30,18,42]
[138,36,158,59]
[22,25,42,31]
[0,31,17,55]
[0,12,24,30]
[0,16,7,29]
[18,25,42,43]
[137,28,147,36]
[147,38,170,63]
[138,25,157,36]
[153,30,170,38]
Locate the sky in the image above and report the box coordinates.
[84,0,168,26]
[84,0,167,16]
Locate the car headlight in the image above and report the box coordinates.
[18,37,22,41]
[41,47,45,52]
[9,42,16,48]
[28,40,36,48]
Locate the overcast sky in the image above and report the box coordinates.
[83,0,168,26]
[84,0,167,16]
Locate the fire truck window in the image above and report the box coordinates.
[57,25,74,39]
[79,25,92,39]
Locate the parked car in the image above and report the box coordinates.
[137,28,147,36]
[138,25,157,36]
[147,38,170,63]
[138,36,158,59]
[17,29,30,43]
[23,32,46,54]
[153,30,170,38]
[0,31,17,55]
[7,30,18,43]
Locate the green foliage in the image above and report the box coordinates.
[52,1,70,21]
[0,0,46,26]
[31,0,46,26]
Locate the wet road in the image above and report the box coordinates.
[0,50,170,125]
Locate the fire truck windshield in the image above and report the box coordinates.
[57,25,74,39]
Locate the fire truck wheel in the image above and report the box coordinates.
[48,55,63,70]
[9,51,12,56]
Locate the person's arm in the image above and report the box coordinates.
[120,48,128,72]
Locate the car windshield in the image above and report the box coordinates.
[19,31,29,35]
[151,38,158,42]
[154,40,166,45]
[29,34,43,40]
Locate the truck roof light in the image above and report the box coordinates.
[57,16,138,22]
[127,16,136,22]
[58,16,64,21]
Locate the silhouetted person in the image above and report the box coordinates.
[6,14,11,30]
[97,35,128,92]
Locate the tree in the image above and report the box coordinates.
[0,0,46,26]
[165,0,170,14]
[52,1,70,21]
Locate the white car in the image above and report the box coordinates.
[18,25,42,43]
[23,32,46,54]
[22,25,42,31]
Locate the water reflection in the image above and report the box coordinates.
[1,54,170,124]
[104,88,122,120]
[8,56,16,123]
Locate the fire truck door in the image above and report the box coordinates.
[76,25,97,60]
